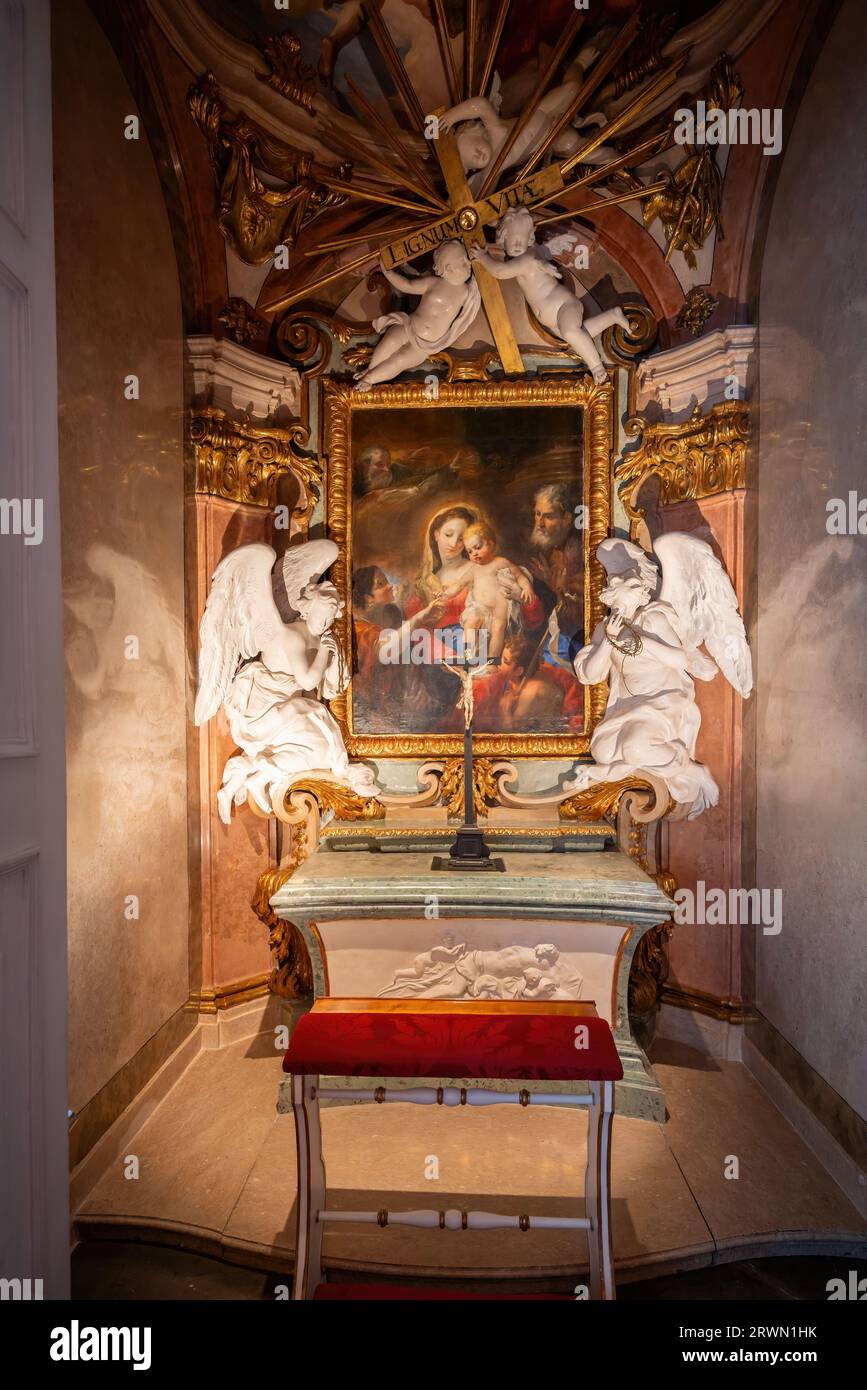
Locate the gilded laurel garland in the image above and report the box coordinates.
[617,401,749,530]
[190,407,321,512]
[324,373,615,758]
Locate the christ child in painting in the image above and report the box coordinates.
[456,521,535,659]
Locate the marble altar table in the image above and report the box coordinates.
[271,845,673,1121]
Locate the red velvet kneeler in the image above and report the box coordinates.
[283,997,623,1083]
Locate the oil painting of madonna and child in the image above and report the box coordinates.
[347,404,587,738]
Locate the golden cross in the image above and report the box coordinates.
[380,121,564,373]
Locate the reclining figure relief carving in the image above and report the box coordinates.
[379,934,584,1001]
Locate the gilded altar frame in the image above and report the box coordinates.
[322,372,615,759]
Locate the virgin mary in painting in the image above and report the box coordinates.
[406,505,475,651]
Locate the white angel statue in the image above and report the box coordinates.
[565,533,752,818]
[194,539,378,824]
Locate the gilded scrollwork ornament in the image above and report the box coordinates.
[190,407,319,513]
[188,73,349,266]
[278,318,332,377]
[601,301,658,365]
[439,757,500,821]
[629,920,674,1017]
[257,32,318,113]
[284,780,386,822]
[618,401,749,529]
[559,776,670,823]
[252,829,314,998]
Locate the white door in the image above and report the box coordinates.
[0,0,69,1297]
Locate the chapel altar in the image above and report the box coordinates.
[270,832,673,1121]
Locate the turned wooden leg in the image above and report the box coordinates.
[291,1071,327,1300]
[585,1080,601,1300]
[586,1079,616,1301]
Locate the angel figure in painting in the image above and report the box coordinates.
[353,241,481,391]
[195,539,378,824]
[565,534,752,818]
[470,209,629,384]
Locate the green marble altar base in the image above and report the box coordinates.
[271,844,673,1122]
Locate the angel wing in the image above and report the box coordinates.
[275,538,339,613]
[654,532,753,697]
[194,543,283,726]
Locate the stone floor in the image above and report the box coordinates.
[70,1241,867,1302]
[73,1032,867,1289]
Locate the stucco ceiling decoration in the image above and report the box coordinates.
[145,0,787,145]
[149,0,788,331]
[245,1,688,372]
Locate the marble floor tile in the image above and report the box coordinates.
[655,1042,866,1244]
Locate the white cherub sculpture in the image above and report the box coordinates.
[566,533,752,818]
[354,240,481,391]
[470,207,629,383]
[437,33,617,192]
[194,539,378,823]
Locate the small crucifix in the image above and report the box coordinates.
[431,653,505,873]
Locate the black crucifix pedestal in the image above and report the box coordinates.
[431,656,505,873]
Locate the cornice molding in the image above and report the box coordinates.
[188,334,300,422]
[635,326,756,420]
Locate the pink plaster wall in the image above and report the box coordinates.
[187,495,275,998]
[658,492,748,1004]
